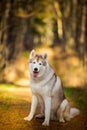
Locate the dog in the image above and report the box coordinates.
[24,50,80,126]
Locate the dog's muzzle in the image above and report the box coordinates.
[33,68,39,78]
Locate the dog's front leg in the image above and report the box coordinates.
[42,97,51,126]
[24,94,38,121]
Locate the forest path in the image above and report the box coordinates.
[0,84,87,130]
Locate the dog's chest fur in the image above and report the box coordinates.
[30,68,57,97]
[30,78,54,97]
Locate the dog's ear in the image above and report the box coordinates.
[42,53,47,59]
[30,50,36,59]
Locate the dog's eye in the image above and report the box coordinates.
[33,61,36,64]
[39,63,42,65]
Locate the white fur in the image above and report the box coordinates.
[24,50,80,126]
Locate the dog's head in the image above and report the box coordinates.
[29,50,48,78]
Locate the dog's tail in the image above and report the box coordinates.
[70,108,80,118]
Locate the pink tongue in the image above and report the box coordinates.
[33,72,38,78]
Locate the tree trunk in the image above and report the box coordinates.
[0,1,11,72]
[84,2,87,64]
[53,1,63,40]
[75,1,83,56]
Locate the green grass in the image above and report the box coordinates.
[64,87,87,114]
[0,84,28,112]
[0,83,15,89]
[0,84,87,114]
[0,84,87,130]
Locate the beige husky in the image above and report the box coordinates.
[24,50,80,126]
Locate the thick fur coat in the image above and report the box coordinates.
[24,50,80,126]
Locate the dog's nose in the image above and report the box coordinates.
[34,68,38,71]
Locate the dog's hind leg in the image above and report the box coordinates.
[58,108,65,123]
[57,99,70,122]
[35,106,44,119]
[35,114,44,119]
[64,103,71,121]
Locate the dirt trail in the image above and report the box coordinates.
[0,86,87,130]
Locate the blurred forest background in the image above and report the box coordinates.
[0,0,87,87]
[0,0,87,130]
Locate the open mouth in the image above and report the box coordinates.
[33,71,39,78]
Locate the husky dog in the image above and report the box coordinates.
[24,50,80,126]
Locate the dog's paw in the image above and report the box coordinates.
[59,118,65,123]
[35,114,44,119]
[42,120,49,126]
[24,116,32,121]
